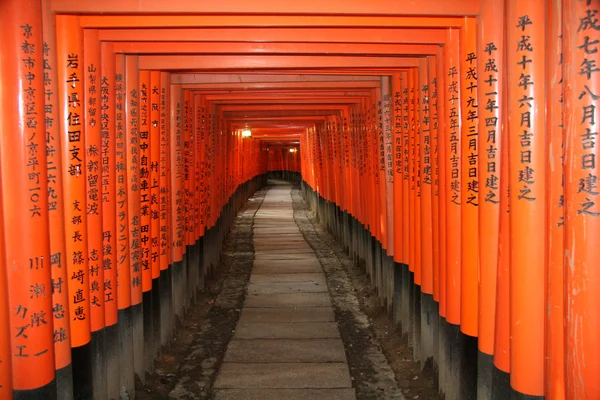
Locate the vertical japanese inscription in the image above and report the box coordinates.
[139,72,151,291]
[126,61,142,300]
[150,76,160,278]
[463,50,479,206]
[84,37,104,332]
[514,15,538,203]
[114,60,131,309]
[448,63,461,206]
[159,75,170,269]
[482,42,501,205]
[57,19,92,347]
[573,2,600,217]
[174,98,184,252]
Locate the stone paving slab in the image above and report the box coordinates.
[238,307,336,323]
[224,339,347,363]
[252,264,323,274]
[245,292,332,307]
[249,272,327,284]
[254,248,315,254]
[214,388,356,400]
[233,322,340,339]
[247,281,327,294]
[214,363,353,389]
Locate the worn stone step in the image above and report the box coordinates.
[238,307,336,323]
[224,338,347,363]
[247,281,327,294]
[233,322,340,339]
[214,388,356,400]
[245,292,332,308]
[250,272,327,284]
[214,363,353,389]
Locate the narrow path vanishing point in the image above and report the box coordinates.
[213,182,356,399]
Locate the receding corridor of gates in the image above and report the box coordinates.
[1,0,599,399]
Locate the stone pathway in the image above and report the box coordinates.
[214,183,356,400]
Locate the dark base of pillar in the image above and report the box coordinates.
[90,329,106,399]
[491,364,511,400]
[510,389,545,399]
[152,277,162,361]
[132,302,144,384]
[105,323,120,399]
[142,290,154,375]
[56,363,73,400]
[160,268,173,347]
[118,307,135,399]
[71,342,93,399]
[13,380,57,400]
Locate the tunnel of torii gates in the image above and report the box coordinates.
[0,0,598,399]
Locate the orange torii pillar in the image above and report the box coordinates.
[169,83,186,328]
[564,0,600,398]
[138,69,155,375]
[101,40,120,400]
[0,1,56,397]
[476,0,509,397]
[125,55,145,387]
[382,76,396,316]
[82,28,107,400]
[149,70,162,363]
[42,0,73,397]
[442,26,464,400]
[418,57,436,369]
[56,14,94,400]
[114,53,136,398]
[507,1,546,397]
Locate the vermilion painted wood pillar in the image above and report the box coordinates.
[101,40,120,400]
[125,55,143,383]
[101,43,118,330]
[564,0,600,398]
[493,71,511,382]
[419,58,433,296]
[546,1,565,399]
[1,2,57,394]
[408,70,417,276]
[56,14,93,399]
[382,76,395,262]
[169,84,184,264]
[125,56,142,305]
[41,1,73,396]
[477,0,506,396]
[114,52,135,398]
[138,69,154,374]
[413,67,422,287]
[436,45,448,319]
[0,192,11,397]
[429,56,440,303]
[460,17,479,338]
[507,1,546,396]
[83,28,107,400]
[160,72,171,273]
[401,72,410,268]
[150,71,161,282]
[392,73,404,267]
[444,27,462,327]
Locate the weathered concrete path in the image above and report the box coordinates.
[214,183,356,400]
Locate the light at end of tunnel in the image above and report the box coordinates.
[289,148,297,153]
[241,128,252,138]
